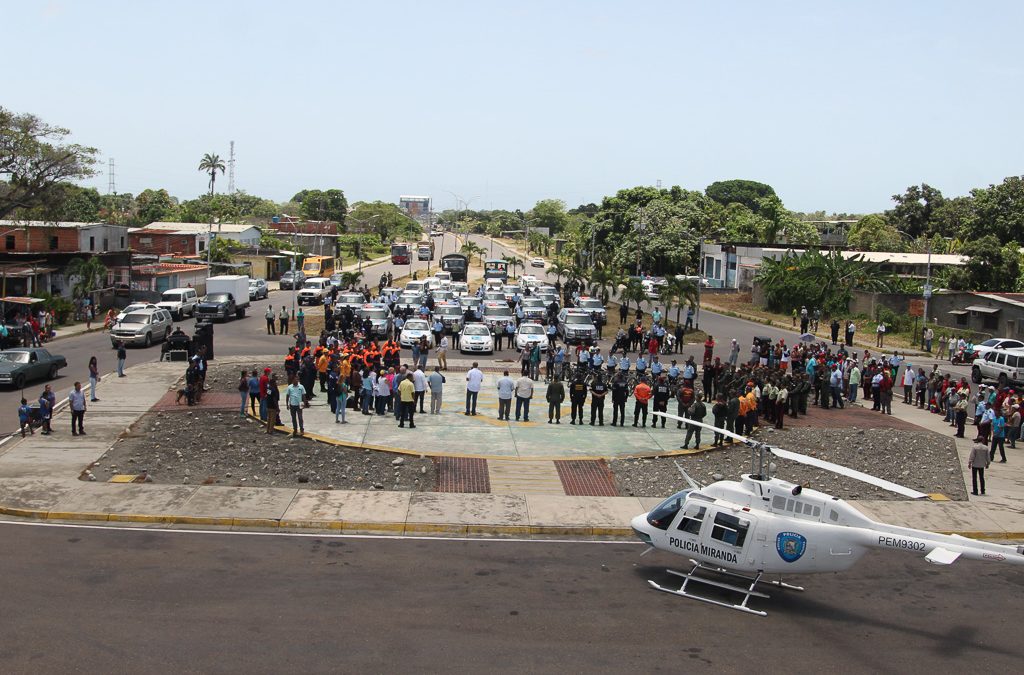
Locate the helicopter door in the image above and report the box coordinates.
[700,507,758,566]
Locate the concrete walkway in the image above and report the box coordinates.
[0,361,1021,538]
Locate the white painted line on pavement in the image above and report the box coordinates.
[0,518,641,545]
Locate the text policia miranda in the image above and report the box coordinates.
[669,536,739,564]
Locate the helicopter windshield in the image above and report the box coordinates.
[646,489,693,530]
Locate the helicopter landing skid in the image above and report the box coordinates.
[696,560,805,593]
[648,560,771,616]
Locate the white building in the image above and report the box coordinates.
[702,245,968,291]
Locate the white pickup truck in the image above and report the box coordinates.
[156,287,199,320]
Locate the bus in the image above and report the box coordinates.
[301,255,335,278]
[417,240,435,261]
[440,253,469,282]
[483,259,509,283]
[391,242,411,265]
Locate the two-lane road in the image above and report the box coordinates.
[1,521,1020,673]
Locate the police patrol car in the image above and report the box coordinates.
[556,308,598,345]
[459,322,494,354]
[574,296,607,325]
[356,303,393,337]
[398,318,435,349]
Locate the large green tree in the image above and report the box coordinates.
[135,188,179,224]
[347,201,419,242]
[756,250,896,315]
[705,179,776,212]
[948,235,1022,292]
[846,214,902,251]
[885,183,945,239]
[527,199,570,237]
[298,188,348,227]
[0,106,99,219]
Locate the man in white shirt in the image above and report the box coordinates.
[514,373,534,422]
[465,362,484,416]
[496,370,515,420]
[68,381,87,436]
[437,335,449,371]
[413,366,428,413]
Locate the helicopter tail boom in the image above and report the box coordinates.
[857,524,1024,566]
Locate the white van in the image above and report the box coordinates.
[404,280,428,294]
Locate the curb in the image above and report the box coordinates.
[0,505,635,537]
[3,504,1023,540]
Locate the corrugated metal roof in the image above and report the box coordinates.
[142,222,257,234]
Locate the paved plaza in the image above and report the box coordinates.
[299,372,694,459]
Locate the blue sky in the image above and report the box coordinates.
[6,1,1023,214]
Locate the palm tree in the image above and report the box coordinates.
[66,257,109,301]
[460,241,485,266]
[588,267,621,304]
[198,153,226,195]
[503,254,524,280]
[619,277,647,315]
[659,277,700,325]
[549,260,570,286]
[340,271,364,289]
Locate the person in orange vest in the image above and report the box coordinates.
[316,350,330,392]
[284,348,298,381]
[632,378,653,427]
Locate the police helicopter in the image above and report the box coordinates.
[633,411,1024,616]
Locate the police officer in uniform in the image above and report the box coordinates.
[589,374,607,426]
[652,374,672,428]
[610,371,629,426]
[569,374,588,425]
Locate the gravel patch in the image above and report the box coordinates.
[610,426,967,501]
[94,409,437,492]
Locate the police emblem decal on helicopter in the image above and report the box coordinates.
[776,532,807,563]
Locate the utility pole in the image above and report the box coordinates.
[923,239,933,337]
[227,141,236,194]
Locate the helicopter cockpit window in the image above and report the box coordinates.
[646,489,692,530]
[678,506,707,535]
[711,512,750,547]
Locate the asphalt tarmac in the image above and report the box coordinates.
[1,521,1020,673]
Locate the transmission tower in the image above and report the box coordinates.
[228,141,236,194]
[108,158,116,194]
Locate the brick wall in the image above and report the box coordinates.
[130,231,198,256]
[2,226,83,253]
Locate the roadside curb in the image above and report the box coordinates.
[3,504,1022,540]
[0,505,636,537]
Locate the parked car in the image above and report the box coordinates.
[110,307,174,348]
[297,277,331,305]
[394,292,426,314]
[530,257,545,268]
[450,282,470,297]
[520,297,548,323]
[973,347,1024,387]
[399,318,435,349]
[356,303,393,338]
[279,270,307,290]
[328,273,345,289]
[0,348,67,389]
[335,292,367,312]
[156,287,199,320]
[117,302,158,322]
[459,322,493,354]
[431,302,464,333]
[574,296,608,326]
[556,308,598,345]
[972,338,1024,359]
[482,301,515,332]
[515,322,548,352]
[248,278,269,300]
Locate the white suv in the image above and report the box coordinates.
[972,348,1024,387]
[156,287,199,320]
[297,278,330,305]
[110,308,173,348]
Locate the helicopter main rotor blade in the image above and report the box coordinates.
[652,412,754,445]
[767,446,929,500]
[651,412,929,500]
